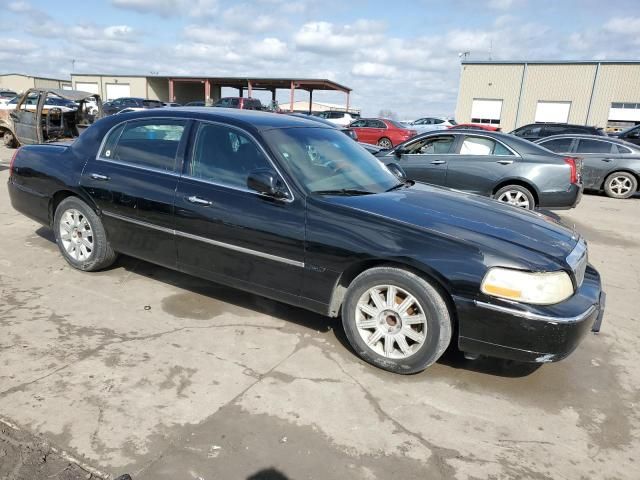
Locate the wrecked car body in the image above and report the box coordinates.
[0,88,103,147]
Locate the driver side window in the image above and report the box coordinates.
[188,123,272,190]
[404,135,455,154]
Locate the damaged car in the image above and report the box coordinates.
[0,88,103,148]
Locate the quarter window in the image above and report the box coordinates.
[614,144,633,154]
[188,123,272,189]
[99,119,187,172]
[575,139,614,154]
[404,135,455,154]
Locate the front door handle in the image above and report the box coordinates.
[90,173,110,181]
[187,195,213,207]
[496,160,514,165]
[430,160,446,165]
[602,158,612,162]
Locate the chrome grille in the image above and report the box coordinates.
[566,238,588,287]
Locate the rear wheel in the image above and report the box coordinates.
[604,172,637,199]
[53,197,117,271]
[341,267,452,374]
[494,185,535,210]
[377,137,393,149]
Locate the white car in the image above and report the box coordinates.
[409,117,457,132]
[316,111,360,127]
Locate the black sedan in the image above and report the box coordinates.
[375,129,582,210]
[536,134,640,199]
[7,109,604,374]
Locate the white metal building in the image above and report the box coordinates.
[455,60,640,132]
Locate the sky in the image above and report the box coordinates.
[1,0,640,118]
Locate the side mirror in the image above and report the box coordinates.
[247,168,289,199]
[627,132,640,139]
[386,162,407,182]
[394,147,405,157]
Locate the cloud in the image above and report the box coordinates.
[250,38,288,59]
[603,17,640,35]
[352,62,397,78]
[110,0,218,18]
[7,1,33,13]
[487,0,520,9]
[294,20,385,54]
[222,6,278,33]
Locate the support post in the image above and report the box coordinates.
[308,89,313,114]
[289,81,295,112]
[204,79,211,105]
[247,80,253,98]
[169,78,174,103]
[346,91,350,113]
[238,87,243,98]
[271,89,276,102]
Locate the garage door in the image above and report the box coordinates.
[535,101,571,123]
[608,102,640,122]
[105,83,130,101]
[471,99,502,125]
[75,82,99,94]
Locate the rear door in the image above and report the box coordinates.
[351,119,372,144]
[81,117,189,268]
[393,134,456,186]
[574,138,618,189]
[367,119,387,144]
[445,135,517,195]
[174,121,305,295]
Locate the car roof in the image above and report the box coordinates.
[94,107,335,133]
[519,122,599,129]
[537,134,640,148]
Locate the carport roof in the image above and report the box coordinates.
[72,74,352,93]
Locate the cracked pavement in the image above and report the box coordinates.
[0,147,639,479]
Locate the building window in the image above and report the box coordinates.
[470,99,502,125]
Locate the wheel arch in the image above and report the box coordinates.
[492,178,540,205]
[327,258,459,327]
[49,189,100,227]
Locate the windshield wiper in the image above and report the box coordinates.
[312,189,375,196]
[385,180,414,192]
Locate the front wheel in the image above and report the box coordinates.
[604,172,637,199]
[494,185,535,210]
[53,197,117,271]
[377,137,393,149]
[341,267,452,374]
[2,130,17,148]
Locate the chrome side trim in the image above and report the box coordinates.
[474,300,597,324]
[102,210,304,268]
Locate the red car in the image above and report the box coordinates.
[348,118,417,148]
[449,123,501,131]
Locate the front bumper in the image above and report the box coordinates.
[538,183,583,210]
[455,265,604,363]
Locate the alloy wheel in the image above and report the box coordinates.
[609,176,633,196]
[59,208,94,261]
[355,285,428,359]
[497,190,531,209]
[377,138,392,149]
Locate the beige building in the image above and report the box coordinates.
[455,61,640,132]
[0,73,71,93]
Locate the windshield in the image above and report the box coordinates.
[264,127,399,194]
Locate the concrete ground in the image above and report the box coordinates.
[0,144,638,480]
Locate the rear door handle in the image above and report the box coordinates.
[90,173,110,181]
[496,160,514,165]
[602,158,612,162]
[187,195,213,207]
[430,160,446,165]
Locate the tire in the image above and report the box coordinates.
[53,197,117,271]
[494,185,535,210]
[341,266,452,374]
[377,137,393,149]
[603,172,637,199]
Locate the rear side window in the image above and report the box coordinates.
[99,119,187,172]
[515,125,542,137]
[188,123,271,189]
[460,136,495,155]
[575,139,614,154]
[540,137,574,153]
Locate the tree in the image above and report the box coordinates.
[378,109,398,119]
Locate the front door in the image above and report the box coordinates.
[11,91,40,144]
[174,121,305,296]
[445,134,517,195]
[80,117,190,268]
[394,134,456,186]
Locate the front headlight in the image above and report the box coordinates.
[481,268,574,305]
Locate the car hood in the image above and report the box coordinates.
[324,182,578,266]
